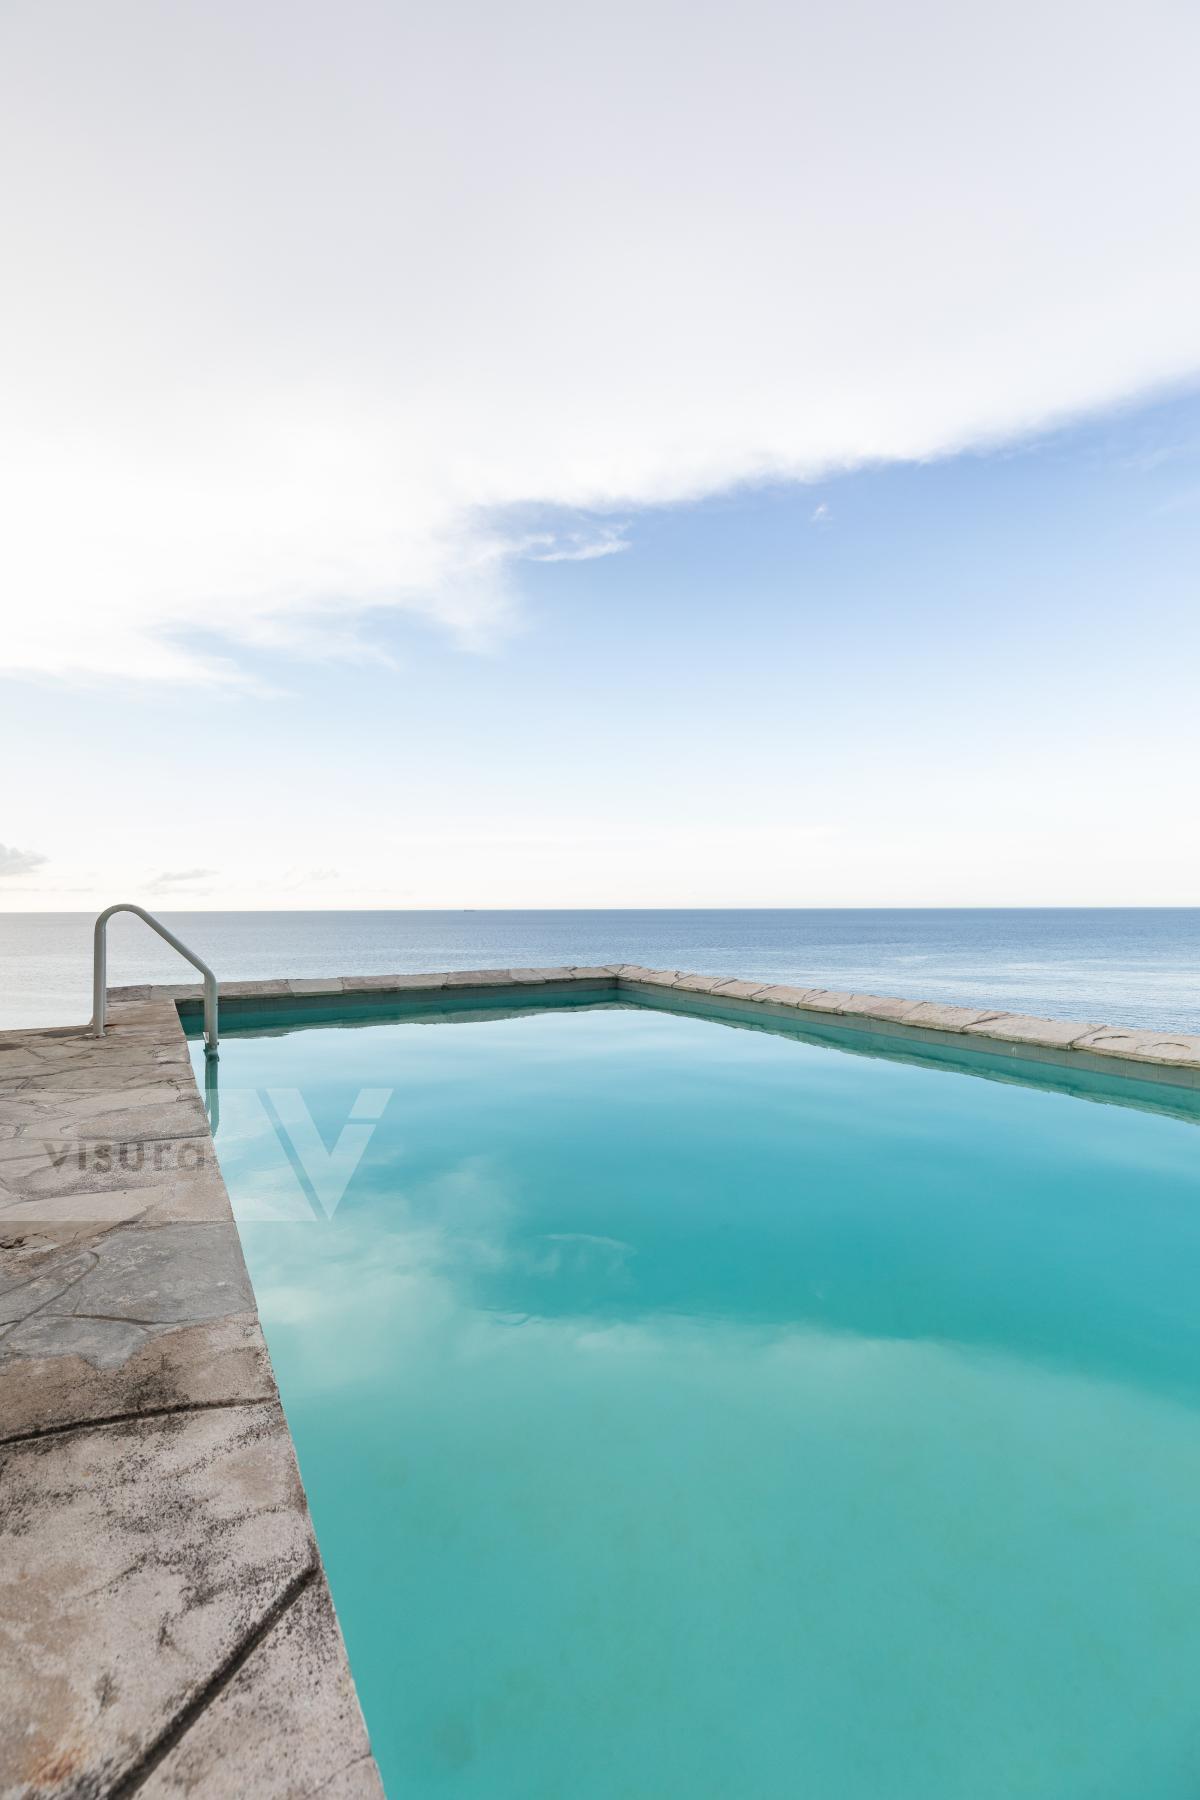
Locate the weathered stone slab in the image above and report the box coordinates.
[566,966,616,981]
[216,980,293,1000]
[0,1045,98,1079]
[103,1000,194,1027]
[0,1402,332,1798]
[0,1184,154,1230]
[507,966,578,983]
[961,1013,1103,1049]
[1069,1027,1200,1068]
[108,986,202,1010]
[709,979,773,1000]
[672,972,734,993]
[897,1002,1008,1032]
[444,968,515,986]
[309,1762,388,1800]
[90,1030,195,1057]
[753,985,833,1008]
[0,1057,192,1094]
[140,1575,383,1799]
[0,1040,107,1075]
[0,1234,100,1331]
[9,1220,250,1326]
[0,1089,209,1150]
[0,1150,76,1199]
[0,1140,223,1214]
[793,989,858,1014]
[340,972,447,992]
[0,1221,259,1400]
[285,978,345,995]
[829,992,920,1021]
[0,1315,274,1439]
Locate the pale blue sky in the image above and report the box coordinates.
[1,0,1198,906]
[4,386,1198,908]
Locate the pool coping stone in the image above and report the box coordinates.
[138,966,1200,1082]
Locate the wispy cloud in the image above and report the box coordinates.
[272,866,342,891]
[0,844,47,877]
[149,867,216,888]
[521,527,632,564]
[810,503,832,526]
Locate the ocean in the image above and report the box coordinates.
[2,909,1198,1035]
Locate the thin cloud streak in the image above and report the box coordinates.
[521,528,633,563]
[149,868,217,887]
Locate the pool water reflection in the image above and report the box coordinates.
[194,998,1200,1799]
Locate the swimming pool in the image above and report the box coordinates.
[190,985,1200,1798]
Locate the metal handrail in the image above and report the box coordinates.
[92,903,219,1056]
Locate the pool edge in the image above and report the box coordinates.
[141,964,1200,1088]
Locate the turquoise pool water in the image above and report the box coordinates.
[192,993,1200,1798]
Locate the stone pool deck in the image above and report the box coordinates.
[4,966,1200,1798]
[0,989,382,1800]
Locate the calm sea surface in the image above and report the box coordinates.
[2,909,1199,1033]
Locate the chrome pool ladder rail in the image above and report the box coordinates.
[92,903,219,1056]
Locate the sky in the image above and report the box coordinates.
[1,0,1199,909]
